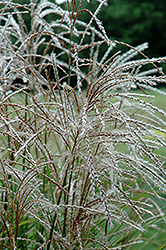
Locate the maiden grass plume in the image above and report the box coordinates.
[0,0,166,249]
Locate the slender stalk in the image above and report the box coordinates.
[23,89,28,171]
[46,167,68,250]
[62,162,73,237]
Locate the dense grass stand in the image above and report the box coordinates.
[0,0,166,249]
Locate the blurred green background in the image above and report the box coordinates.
[99,0,166,59]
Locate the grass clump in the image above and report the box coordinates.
[0,0,166,249]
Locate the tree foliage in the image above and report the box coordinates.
[99,0,166,57]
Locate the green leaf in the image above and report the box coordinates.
[158,244,166,250]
